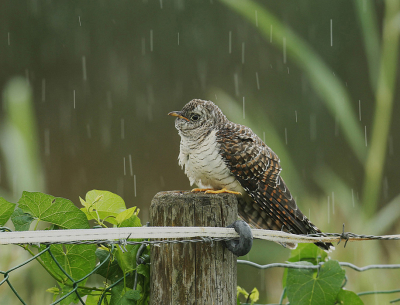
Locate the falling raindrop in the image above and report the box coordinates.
[359,100,361,121]
[330,19,333,46]
[129,154,133,176]
[242,97,245,119]
[283,37,286,64]
[7,32,10,45]
[327,196,330,223]
[123,157,126,176]
[78,16,82,26]
[134,174,137,197]
[242,42,245,64]
[42,79,46,102]
[255,72,260,90]
[270,25,273,43]
[229,31,232,54]
[44,129,50,156]
[121,118,125,139]
[255,10,258,27]
[87,124,91,138]
[177,32,180,45]
[82,56,87,81]
[73,90,76,109]
[295,110,298,122]
[364,126,367,146]
[150,30,154,52]
[234,73,239,96]
[284,128,288,145]
[159,0,163,9]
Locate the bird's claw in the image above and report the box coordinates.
[205,188,242,195]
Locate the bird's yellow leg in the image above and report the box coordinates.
[205,188,242,195]
[191,188,214,192]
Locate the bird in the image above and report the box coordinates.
[168,99,334,251]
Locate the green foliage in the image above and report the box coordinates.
[0,197,16,226]
[19,191,90,229]
[237,286,259,305]
[80,190,126,226]
[282,244,363,305]
[10,207,34,231]
[336,289,364,305]
[0,190,150,305]
[286,260,345,305]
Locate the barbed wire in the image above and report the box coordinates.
[1,226,400,304]
[2,225,400,246]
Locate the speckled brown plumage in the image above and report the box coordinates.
[169,99,333,251]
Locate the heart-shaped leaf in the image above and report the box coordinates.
[286,260,345,305]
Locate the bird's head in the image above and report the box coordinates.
[168,99,227,137]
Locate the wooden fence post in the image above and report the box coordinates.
[150,191,239,305]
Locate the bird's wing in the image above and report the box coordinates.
[216,123,319,235]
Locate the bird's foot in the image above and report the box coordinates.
[191,188,214,193]
[205,188,242,195]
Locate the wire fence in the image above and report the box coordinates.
[1,226,400,304]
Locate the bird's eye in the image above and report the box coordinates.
[190,114,200,121]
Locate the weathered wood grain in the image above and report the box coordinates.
[150,191,239,305]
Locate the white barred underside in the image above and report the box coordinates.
[178,129,244,193]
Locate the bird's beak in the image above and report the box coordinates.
[168,111,190,121]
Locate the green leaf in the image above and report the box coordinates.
[116,207,137,224]
[248,287,259,304]
[115,244,141,274]
[40,244,96,285]
[124,290,141,301]
[136,264,150,279]
[85,294,111,305]
[286,260,345,305]
[46,286,60,294]
[110,282,141,305]
[95,248,124,282]
[283,244,327,289]
[118,210,142,228]
[80,190,126,225]
[289,243,328,264]
[11,207,34,231]
[18,191,89,229]
[59,283,79,305]
[0,197,16,226]
[336,289,364,305]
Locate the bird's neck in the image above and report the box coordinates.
[178,127,214,145]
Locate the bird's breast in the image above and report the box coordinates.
[178,130,244,192]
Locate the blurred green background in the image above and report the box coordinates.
[1,0,400,304]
